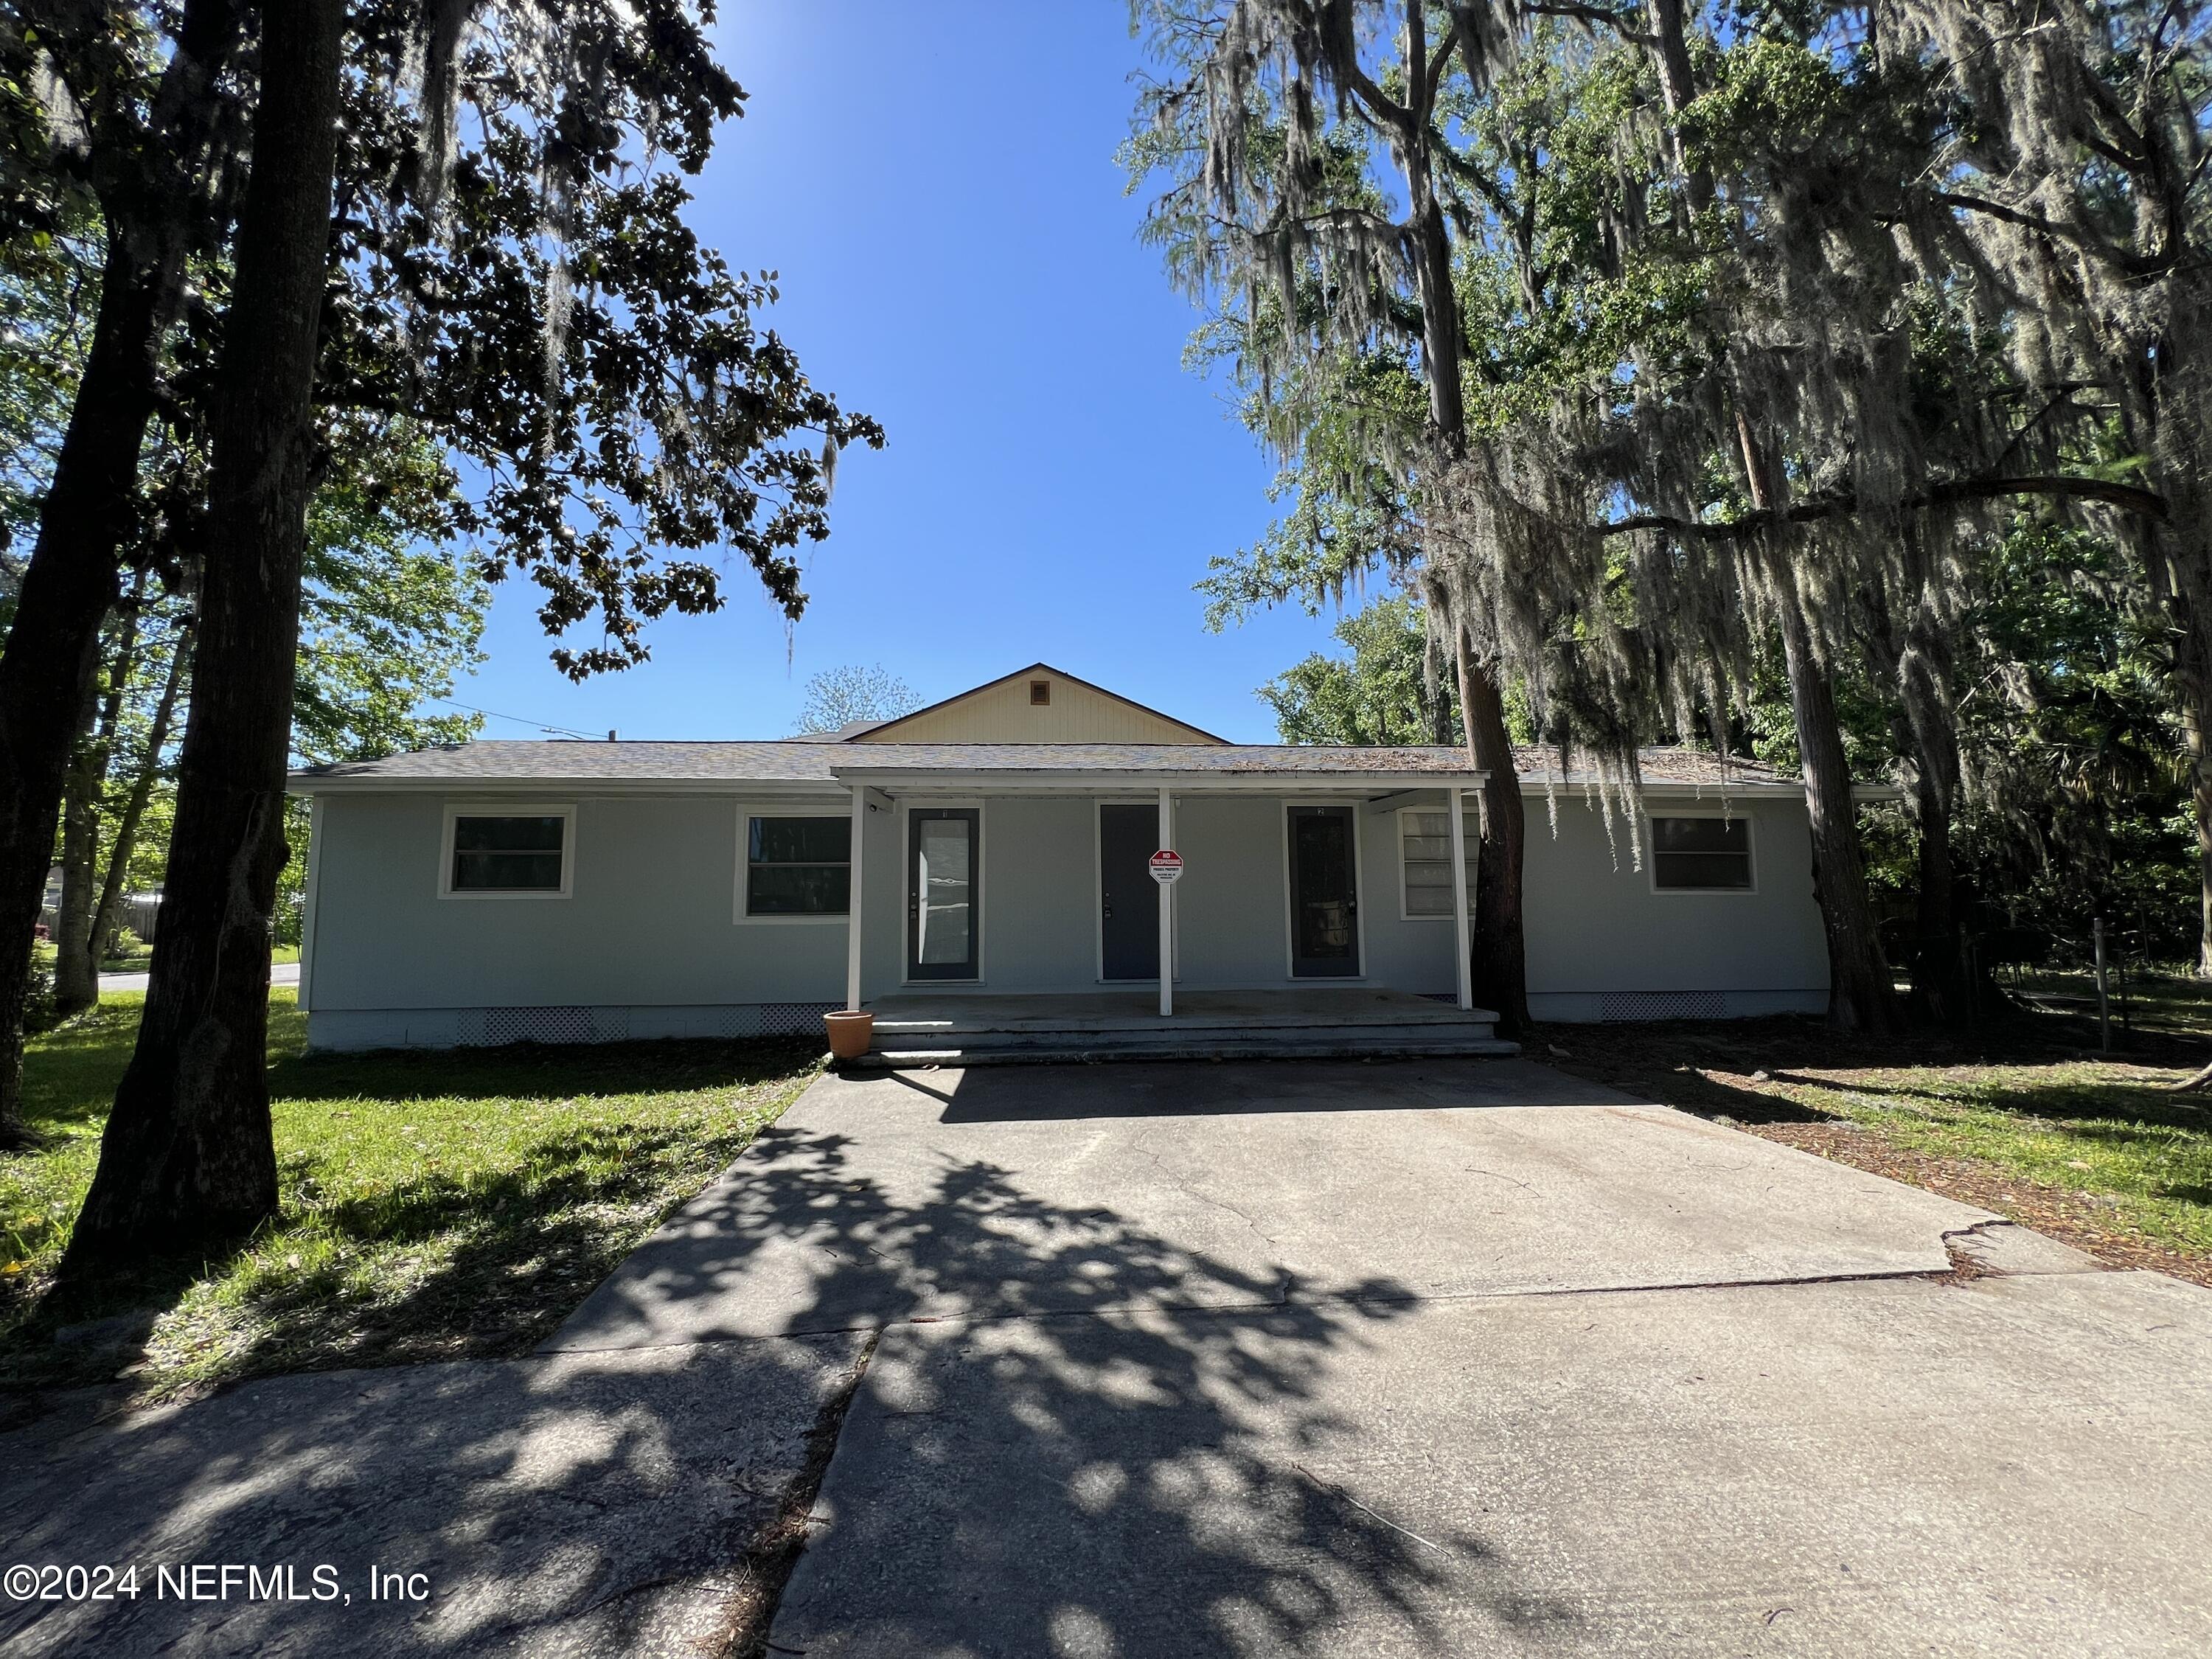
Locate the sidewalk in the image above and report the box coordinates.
[96,961,301,995]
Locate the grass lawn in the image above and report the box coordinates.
[1,989,819,1400]
[94,942,298,973]
[1547,995,2212,1287]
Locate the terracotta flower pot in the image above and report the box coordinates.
[824,1009,874,1060]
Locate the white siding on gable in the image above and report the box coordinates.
[852,671,1219,745]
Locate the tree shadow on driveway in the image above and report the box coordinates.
[2,1105,1575,1657]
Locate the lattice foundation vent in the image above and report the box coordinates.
[1596,991,1728,1023]
[708,1003,837,1040]
[465,1006,621,1047]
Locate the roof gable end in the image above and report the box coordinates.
[849,664,1226,745]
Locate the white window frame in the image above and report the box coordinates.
[1396,802,1480,922]
[1645,807,1759,896]
[438,802,574,900]
[735,803,854,925]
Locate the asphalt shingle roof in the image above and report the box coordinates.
[295,740,1798,789]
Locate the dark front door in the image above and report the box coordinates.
[1099,804,1160,981]
[907,809,979,981]
[1289,805,1360,978]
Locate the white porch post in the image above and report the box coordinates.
[1158,785,1174,1018]
[845,785,866,1011]
[1448,785,1474,1012]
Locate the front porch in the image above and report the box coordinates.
[848,986,1515,1067]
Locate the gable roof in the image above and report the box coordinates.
[849,663,1228,745]
[292,740,1815,796]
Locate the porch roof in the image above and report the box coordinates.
[827,742,1486,793]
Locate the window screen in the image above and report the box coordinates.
[451,815,566,892]
[1399,809,1479,917]
[1651,816,1753,889]
[747,815,851,915]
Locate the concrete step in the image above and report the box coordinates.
[868,1004,1497,1039]
[851,1031,1520,1068]
[872,1019,1496,1051]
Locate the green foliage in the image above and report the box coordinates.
[330,4,885,677]
[21,939,54,1034]
[0,218,98,570]
[293,417,485,765]
[1260,597,1456,745]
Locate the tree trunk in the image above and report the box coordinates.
[1458,626,1531,1034]
[1399,10,1526,1032]
[1905,753,1960,1018]
[51,707,104,1017]
[1775,594,1901,1032]
[1732,412,1897,1032]
[2191,700,2212,979]
[0,0,241,1148]
[1644,0,1711,208]
[89,623,193,967]
[0,249,161,1144]
[66,0,346,1267]
[54,582,150,1014]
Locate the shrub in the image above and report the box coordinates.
[24,939,57,1033]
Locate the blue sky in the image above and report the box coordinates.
[446,1,1348,745]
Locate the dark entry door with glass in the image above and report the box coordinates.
[1099,804,1160,981]
[907,809,979,981]
[1288,805,1360,977]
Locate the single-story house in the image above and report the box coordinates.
[289,664,1833,1054]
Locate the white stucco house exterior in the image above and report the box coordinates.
[288,664,1832,1054]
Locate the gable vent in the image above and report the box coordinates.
[1029,679,1051,706]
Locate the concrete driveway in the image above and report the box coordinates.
[560,1060,2210,1657]
[6,1058,2209,1656]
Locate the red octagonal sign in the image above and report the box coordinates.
[1148,849,1183,885]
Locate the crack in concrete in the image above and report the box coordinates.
[721,1329,880,1659]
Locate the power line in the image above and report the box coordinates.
[428,697,602,741]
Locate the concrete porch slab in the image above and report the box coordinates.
[866,987,1494,1034]
[544,1060,1996,1353]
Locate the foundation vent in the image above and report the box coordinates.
[467,1006,613,1046]
[1597,991,1728,1023]
[710,1002,838,1040]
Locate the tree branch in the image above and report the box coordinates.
[1593,474,2170,539]
[1930,189,2170,279]
[1525,3,1658,47]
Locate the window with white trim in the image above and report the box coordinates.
[745,815,851,916]
[448,813,569,894]
[1650,815,1753,890]
[1399,807,1479,918]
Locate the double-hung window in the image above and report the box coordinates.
[744,814,851,917]
[1650,815,1753,891]
[1399,807,1480,919]
[444,808,572,897]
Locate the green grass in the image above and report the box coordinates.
[1756,1059,2212,1253]
[96,943,298,973]
[1552,1005,2212,1272]
[1,989,819,1397]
